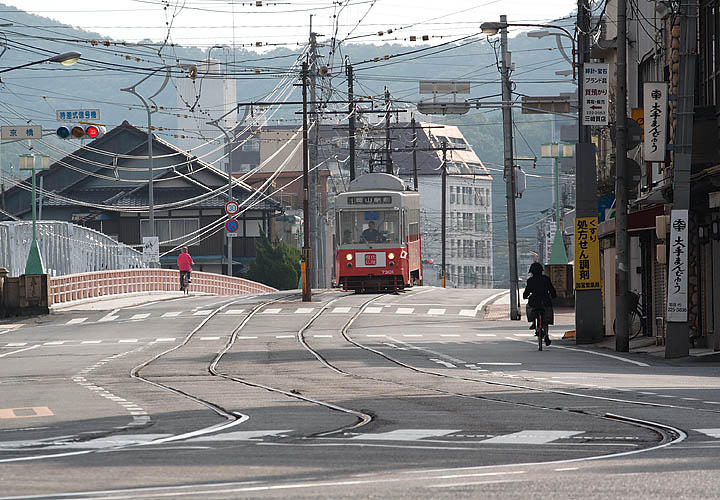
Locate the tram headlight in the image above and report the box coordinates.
[345,253,353,261]
[387,252,395,260]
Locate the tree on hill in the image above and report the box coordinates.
[246,228,301,290]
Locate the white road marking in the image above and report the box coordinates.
[295,308,315,314]
[81,340,102,344]
[695,429,720,438]
[200,337,220,341]
[477,362,522,366]
[366,334,387,338]
[155,338,176,342]
[98,309,120,323]
[5,342,27,347]
[224,309,245,315]
[0,345,39,358]
[130,313,150,320]
[332,307,351,313]
[513,333,535,337]
[458,309,477,317]
[430,358,456,368]
[313,335,333,338]
[275,335,295,339]
[43,341,66,345]
[363,307,383,314]
[476,334,497,337]
[350,429,461,441]
[237,336,258,340]
[555,467,579,472]
[550,344,651,367]
[403,334,423,338]
[440,334,460,338]
[481,430,583,444]
[427,309,446,315]
[193,310,213,316]
[162,312,182,318]
[261,308,282,314]
[66,318,88,325]
[396,308,414,314]
[119,339,138,343]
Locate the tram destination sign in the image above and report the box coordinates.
[347,196,392,205]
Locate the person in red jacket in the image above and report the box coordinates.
[177,247,194,290]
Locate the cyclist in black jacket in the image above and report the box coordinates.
[523,262,557,344]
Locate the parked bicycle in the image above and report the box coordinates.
[613,290,645,338]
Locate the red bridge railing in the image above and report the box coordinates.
[49,269,277,305]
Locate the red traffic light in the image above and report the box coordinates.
[58,124,106,140]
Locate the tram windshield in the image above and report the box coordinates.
[339,210,400,245]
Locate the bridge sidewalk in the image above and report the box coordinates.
[51,291,209,312]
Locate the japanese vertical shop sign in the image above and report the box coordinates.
[666,209,689,322]
[643,82,668,162]
[582,63,609,125]
[574,217,601,290]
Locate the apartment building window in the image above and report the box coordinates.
[140,218,200,246]
[242,139,260,152]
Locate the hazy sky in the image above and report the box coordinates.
[1,0,578,48]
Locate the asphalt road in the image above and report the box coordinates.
[1,287,719,499]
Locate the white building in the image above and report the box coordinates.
[175,59,237,171]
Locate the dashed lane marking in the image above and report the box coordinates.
[156,338,176,342]
[161,312,182,318]
[295,308,315,314]
[396,308,415,314]
[0,407,53,419]
[476,334,497,337]
[403,334,423,338]
[275,335,295,339]
[313,335,333,338]
[224,309,246,315]
[350,429,461,442]
[427,309,446,315]
[81,340,101,344]
[66,318,88,325]
[43,341,67,345]
[118,339,138,343]
[5,342,27,347]
[363,307,383,314]
[430,358,457,368]
[193,310,213,316]
[261,308,282,314]
[236,336,258,340]
[0,324,24,331]
[459,309,477,317]
[331,307,351,313]
[513,333,535,337]
[98,309,120,323]
[130,314,150,320]
[200,337,221,341]
[440,334,460,338]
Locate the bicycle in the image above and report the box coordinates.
[180,271,191,295]
[613,291,645,339]
[532,306,550,351]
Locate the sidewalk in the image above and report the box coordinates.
[594,334,720,362]
[50,291,204,312]
[482,291,575,324]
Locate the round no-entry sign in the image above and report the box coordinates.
[225,220,239,233]
[225,200,240,216]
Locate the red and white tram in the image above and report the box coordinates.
[335,173,422,292]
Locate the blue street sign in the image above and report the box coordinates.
[225,220,239,233]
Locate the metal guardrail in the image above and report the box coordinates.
[49,269,277,305]
[0,221,145,277]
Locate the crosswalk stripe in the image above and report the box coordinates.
[396,308,414,314]
[459,309,477,317]
[427,309,446,315]
[295,308,315,314]
[162,312,182,318]
[332,307,351,313]
[224,309,245,315]
[481,431,583,444]
[364,307,383,314]
[695,429,720,438]
[66,318,88,325]
[193,310,212,316]
[130,313,150,320]
[261,308,282,314]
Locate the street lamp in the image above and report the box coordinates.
[3,51,82,275]
[481,21,576,79]
[0,51,81,74]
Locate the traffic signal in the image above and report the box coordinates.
[56,124,106,140]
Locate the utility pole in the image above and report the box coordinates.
[441,140,447,288]
[411,116,419,191]
[499,15,520,320]
[574,0,604,343]
[385,88,393,174]
[301,61,312,302]
[615,0,630,351]
[347,60,356,182]
[308,26,324,289]
[666,0,697,358]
